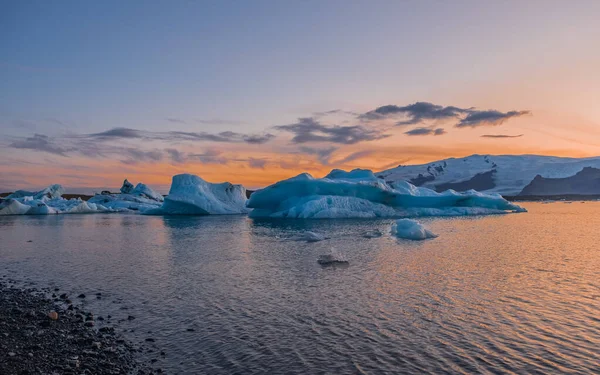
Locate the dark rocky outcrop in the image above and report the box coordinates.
[519,167,600,196]
[435,170,496,192]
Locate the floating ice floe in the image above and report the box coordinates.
[247,169,526,219]
[317,250,349,266]
[362,229,383,238]
[145,174,249,215]
[391,219,437,240]
[293,231,326,242]
[87,179,164,212]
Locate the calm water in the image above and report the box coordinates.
[1,202,599,374]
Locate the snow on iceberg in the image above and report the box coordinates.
[391,219,437,240]
[87,179,164,212]
[145,174,249,215]
[6,184,64,200]
[247,169,526,219]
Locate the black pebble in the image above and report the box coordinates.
[77,294,86,299]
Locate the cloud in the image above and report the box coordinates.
[276,117,390,144]
[241,133,275,144]
[167,118,186,124]
[121,148,163,164]
[335,150,375,164]
[160,130,275,144]
[248,158,267,169]
[481,134,524,138]
[89,127,143,139]
[9,134,71,156]
[456,110,530,128]
[361,102,468,124]
[196,119,246,126]
[299,146,338,165]
[188,149,229,164]
[81,128,275,144]
[312,109,361,118]
[404,127,447,136]
[360,102,530,128]
[165,148,187,164]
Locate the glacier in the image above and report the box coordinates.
[145,174,249,215]
[392,219,437,240]
[247,169,526,219]
[378,154,600,195]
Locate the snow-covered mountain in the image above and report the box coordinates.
[377,154,600,196]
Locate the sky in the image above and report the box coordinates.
[1,0,600,193]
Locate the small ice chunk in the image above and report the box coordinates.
[362,229,383,238]
[317,252,348,266]
[391,219,437,240]
[294,231,325,242]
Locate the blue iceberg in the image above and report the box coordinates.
[247,169,526,219]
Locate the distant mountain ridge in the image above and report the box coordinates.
[519,167,600,196]
[377,154,600,196]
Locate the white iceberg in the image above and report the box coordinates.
[145,174,249,215]
[247,169,526,219]
[87,179,164,212]
[0,185,111,216]
[391,219,437,240]
[6,184,64,200]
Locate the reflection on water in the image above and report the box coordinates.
[1,203,599,374]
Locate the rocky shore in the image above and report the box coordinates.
[0,280,161,375]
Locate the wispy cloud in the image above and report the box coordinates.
[89,127,143,139]
[82,127,275,144]
[361,102,467,125]
[299,146,338,165]
[248,157,267,169]
[481,134,524,138]
[334,150,375,164]
[360,102,530,129]
[276,117,389,144]
[457,110,530,128]
[166,118,186,124]
[404,127,446,136]
[9,134,72,156]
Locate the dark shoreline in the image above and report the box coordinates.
[503,194,600,202]
[0,279,161,375]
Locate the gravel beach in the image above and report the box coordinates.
[0,280,161,375]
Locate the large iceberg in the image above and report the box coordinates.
[247,169,526,219]
[87,179,164,212]
[145,174,249,215]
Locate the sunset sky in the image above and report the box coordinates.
[1,1,600,193]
